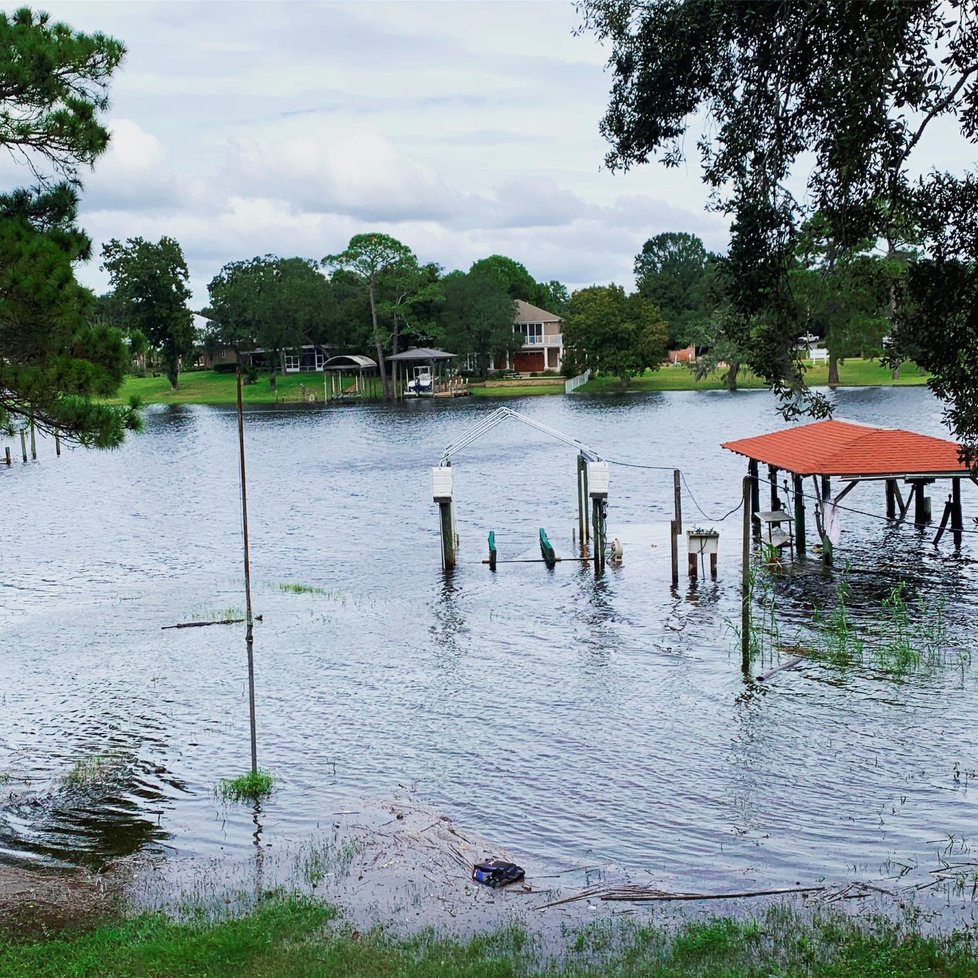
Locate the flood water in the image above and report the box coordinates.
[2,386,977,905]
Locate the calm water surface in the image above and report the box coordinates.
[1,387,977,900]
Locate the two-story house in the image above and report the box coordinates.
[510,300,563,373]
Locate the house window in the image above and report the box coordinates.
[284,353,301,371]
[516,323,543,344]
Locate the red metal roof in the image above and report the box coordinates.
[721,419,968,478]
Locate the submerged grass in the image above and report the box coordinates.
[809,569,969,676]
[276,583,331,596]
[62,754,120,788]
[216,770,275,803]
[4,898,978,977]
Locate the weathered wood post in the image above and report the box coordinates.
[55,434,60,457]
[4,447,10,466]
[29,417,36,460]
[792,473,806,557]
[952,478,963,548]
[748,460,760,539]
[432,465,456,570]
[19,429,27,463]
[671,469,683,585]
[885,479,897,519]
[576,455,586,551]
[587,461,609,574]
[741,476,751,674]
[582,460,590,554]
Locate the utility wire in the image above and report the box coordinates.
[603,455,975,535]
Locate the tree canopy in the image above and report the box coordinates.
[205,255,331,375]
[323,234,440,399]
[580,0,978,460]
[0,8,136,447]
[102,236,194,390]
[436,269,519,378]
[562,284,668,387]
[634,232,713,345]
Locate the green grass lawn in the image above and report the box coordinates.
[104,371,330,406]
[4,896,977,978]
[579,358,929,394]
[109,359,927,407]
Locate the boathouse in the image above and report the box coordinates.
[722,419,974,557]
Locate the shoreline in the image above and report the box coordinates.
[101,358,929,408]
[5,791,978,946]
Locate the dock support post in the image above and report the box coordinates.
[587,461,609,574]
[591,498,606,573]
[582,461,590,553]
[29,417,36,460]
[4,447,10,466]
[741,476,751,675]
[19,429,26,463]
[748,460,760,539]
[793,473,806,558]
[671,468,682,586]
[432,466,456,570]
[911,479,932,525]
[576,455,586,551]
[885,479,897,518]
[952,478,963,549]
[55,434,60,457]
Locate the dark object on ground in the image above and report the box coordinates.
[472,860,525,888]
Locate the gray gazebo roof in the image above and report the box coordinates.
[322,355,377,371]
[386,347,457,362]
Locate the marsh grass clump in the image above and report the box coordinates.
[189,606,244,622]
[63,754,119,788]
[294,838,364,888]
[808,570,968,676]
[216,769,275,803]
[276,583,329,595]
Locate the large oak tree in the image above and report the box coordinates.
[580,0,978,461]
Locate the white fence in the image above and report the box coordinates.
[564,369,591,393]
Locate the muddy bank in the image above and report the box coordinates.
[122,793,978,943]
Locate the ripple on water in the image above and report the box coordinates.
[0,389,976,905]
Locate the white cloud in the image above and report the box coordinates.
[32,0,732,310]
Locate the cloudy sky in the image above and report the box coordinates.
[15,0,727,311]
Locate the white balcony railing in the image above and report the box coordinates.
[520,333,563,347]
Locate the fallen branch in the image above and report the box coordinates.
[599,884,825,903]
[756,656,805,682]
[161,618,244,630]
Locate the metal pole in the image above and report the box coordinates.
[236,367,258,776]
[577,455,585,549]
[741,475,751,674]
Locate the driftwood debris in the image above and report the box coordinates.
[535,883,824,910]
[756,655,805,682]
[161,618,245,630]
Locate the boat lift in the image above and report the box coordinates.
[432,407,611,573]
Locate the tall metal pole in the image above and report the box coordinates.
[236,367,258,775]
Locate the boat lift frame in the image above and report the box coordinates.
[433,407,609,572]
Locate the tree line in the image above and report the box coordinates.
[5,3,978,458]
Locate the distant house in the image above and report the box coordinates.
[241,344,330,373]
[507,300,564,373]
